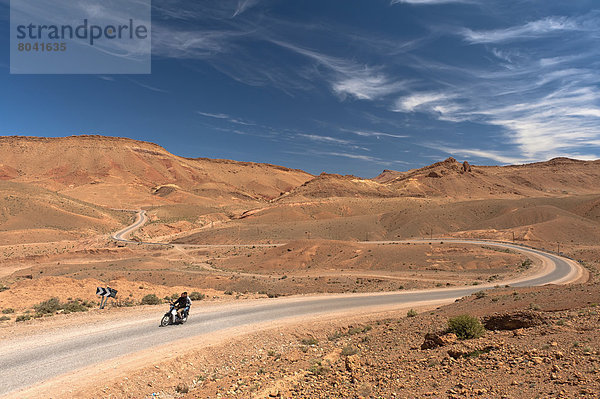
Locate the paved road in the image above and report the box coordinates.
[111,209,149,242]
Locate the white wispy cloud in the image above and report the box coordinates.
[232,0,261,17]
[333,73,408,101]
[298,134,353,145]
[322,152,382,162]
[341,129,409,139]
[461,16,584,44]
[391,0,473,4]
[129,79,169,93]
[396,78,600,161]
[270,40,409,100]
[424,144,529,164]
[196,111,255,125]
[394,92,454,113]
[152,27,239,59]
[389,7,600,164]
[197,111,230,119]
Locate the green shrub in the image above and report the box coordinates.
[348,326,371,335]
[447,314,485,340]
[327,331,344,341]
[341,345,358,356]
[175,383,189,394]
[301,337,318,346]
[33,298,61,314]
[16,314,31,322]
[0,315,10,321]
[189,291,205,301]
[0,285,8,292]
[140,294,161,305]
[62,301,89,313]
[1,308,15,314]
[407,309,418,317]
[309,364,328,376]
[474,291,487,299]
[115,299,136,307]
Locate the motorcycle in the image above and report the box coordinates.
[160,302,188,326]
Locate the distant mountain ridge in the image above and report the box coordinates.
[2,136,599,208]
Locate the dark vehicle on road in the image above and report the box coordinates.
[160,302,189,326]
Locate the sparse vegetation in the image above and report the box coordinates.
[0,315,10,321]
[474,291,487,299]
[62,300,93,313]
[407,309,418,317]
[348,325,372,335]
[341,345,358,356]
[115,299,136,307]
[175,383,189,394]
[447,314,485,340]
[521,259,533,269]
[33,298,92,315]
[308,363,329,376]
[141,294,161,305]
[189,291,205,301]
[16,314,31,322]
[1,308,15,314]
[33,298,62,314]
[301,337,319,346]
[327,331,344,341]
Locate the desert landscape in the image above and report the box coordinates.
[0,135,599,398]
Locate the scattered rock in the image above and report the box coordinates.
[483,311,546,331]
[462,161,472,173]
[531,356,544,365]
[421,332,458,350]
[345,354,360,373]
[427,171,442,178]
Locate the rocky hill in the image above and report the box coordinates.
[0,135,313,208]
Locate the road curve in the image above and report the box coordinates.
[1,212,582,397]
[111,209,149,243]
[0,235,584,397]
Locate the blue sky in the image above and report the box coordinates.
[1,0,600,177]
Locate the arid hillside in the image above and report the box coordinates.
[0,136,313,208]
[0,181,129,244]
[3,135,598,249]
[283,157,600,201]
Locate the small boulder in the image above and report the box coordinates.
[483,311,546,331]
[345,354,360,372]
[421,332,458,349]
[427,171,442,178]
[462,161,471,172]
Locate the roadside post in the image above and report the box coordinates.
[96,287,118,309]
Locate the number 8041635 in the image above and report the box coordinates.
[17,42,66,52]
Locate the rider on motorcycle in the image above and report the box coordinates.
[172,291,191,319]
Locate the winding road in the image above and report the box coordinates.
[0,210,586,397]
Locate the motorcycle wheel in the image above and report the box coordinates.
[160,315,170,327]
